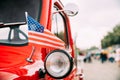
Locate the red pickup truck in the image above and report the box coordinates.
[0,0,83,80]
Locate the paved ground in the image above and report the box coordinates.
[81,59,120,80]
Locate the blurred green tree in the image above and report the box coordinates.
[101,24,120,48]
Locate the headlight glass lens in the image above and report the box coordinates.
[45,50,73,78]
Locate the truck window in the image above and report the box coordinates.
[0,0,42,46]
[0,0,42,23]
[52,7,69,48]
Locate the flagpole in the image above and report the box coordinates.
[25,12,35,63]
[25,12,28,24]
[26,46,35,63]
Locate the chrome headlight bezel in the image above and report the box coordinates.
[44,49,73,79]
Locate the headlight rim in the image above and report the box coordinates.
[44,49,73,79]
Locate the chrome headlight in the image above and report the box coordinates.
[44,49,73,79]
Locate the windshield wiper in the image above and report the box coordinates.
[0,22,26,28]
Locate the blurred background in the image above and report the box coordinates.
[61,0,120,80]
[62,0,120,50]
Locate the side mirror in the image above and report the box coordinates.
[53,3,79,17]
[64,3,79,16]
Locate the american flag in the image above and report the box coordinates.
[27,15,44,33]
[26,15,65,49]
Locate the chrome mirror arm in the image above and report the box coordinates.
[53,9,78,16]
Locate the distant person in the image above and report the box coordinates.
[108,51,115,63]
[100,50,108,63]
[78,52,85,63]
[84,52,92,63]
[115,49,120,67]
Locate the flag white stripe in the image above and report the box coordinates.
[29,40,64,49]
[29,35,64,46]
[29,30,63,42]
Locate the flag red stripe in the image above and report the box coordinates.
[29,37,64,47]
[29,41,65,49]
[28,30,64,44]
[28,29,65,49]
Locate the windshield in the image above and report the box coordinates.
[0,0,42,46]
[0,0,42,23]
